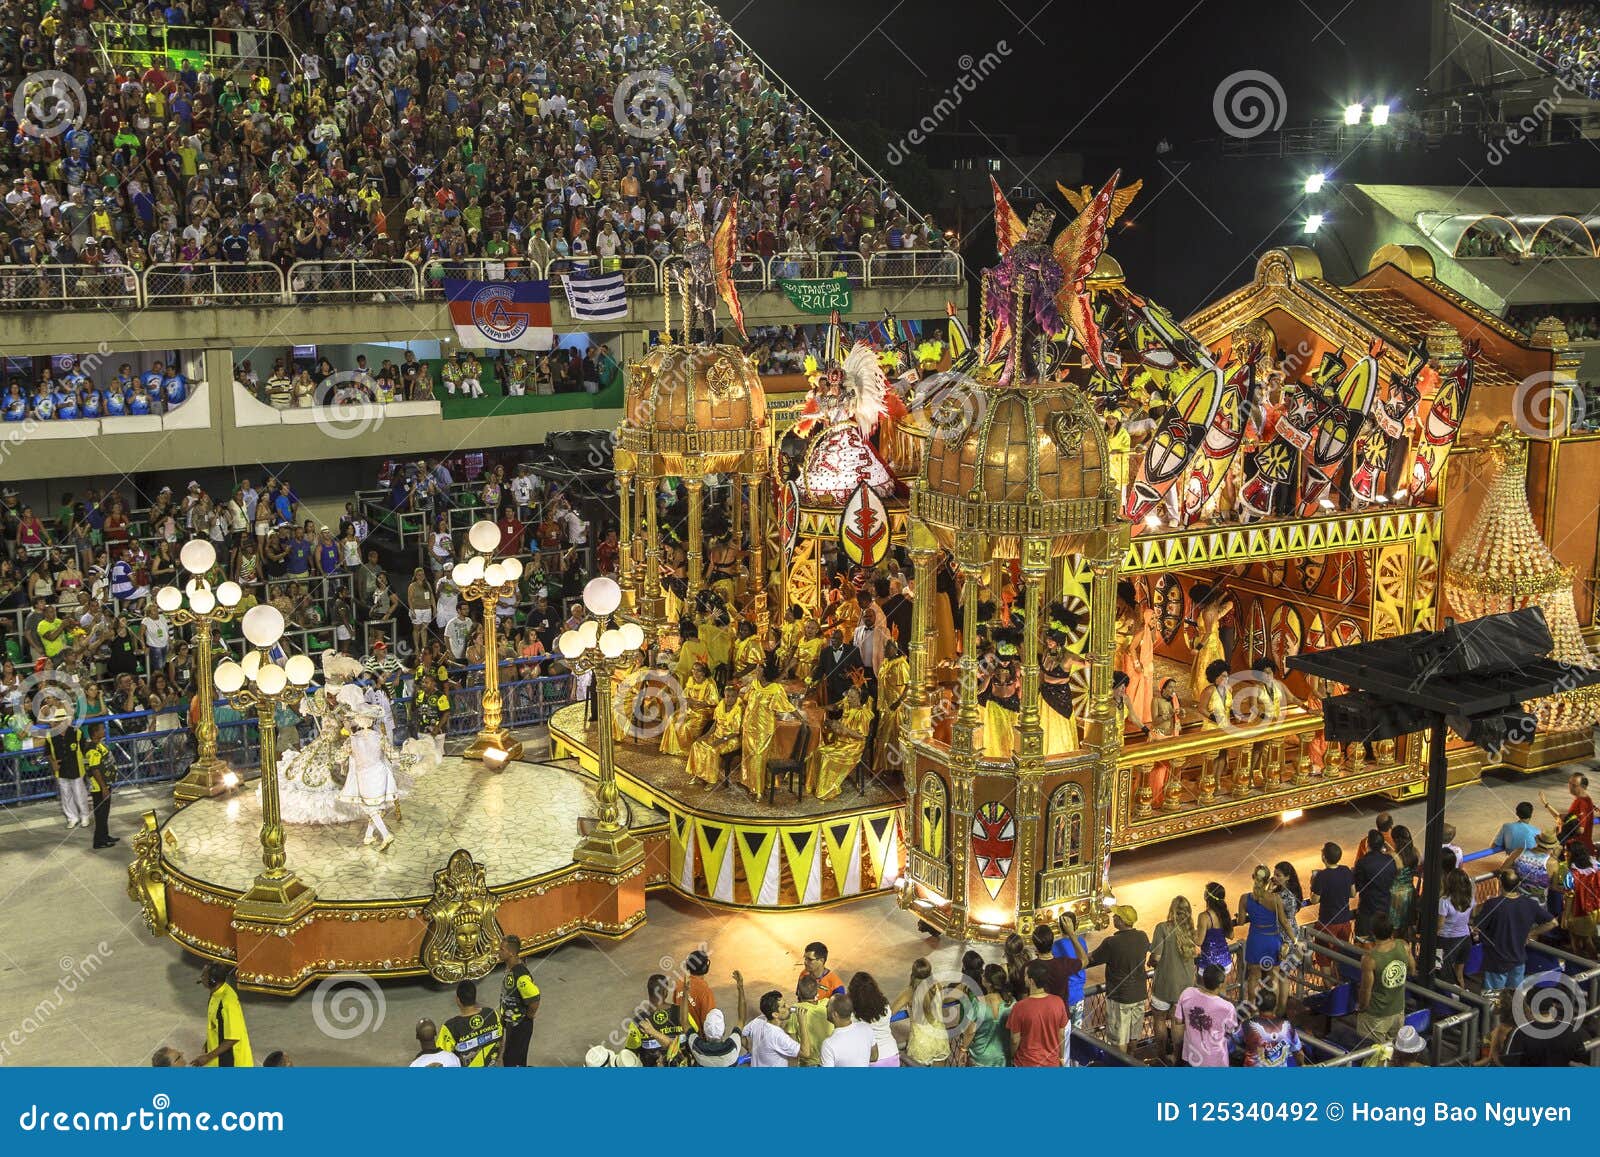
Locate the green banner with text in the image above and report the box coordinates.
[779,278,852,314]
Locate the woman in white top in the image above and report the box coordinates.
[847,971,899,1067]
[434,575,459,630]
[1437,865,1476,988]
[428,517,453,576]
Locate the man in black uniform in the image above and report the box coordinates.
[436,980,503,1067]
[497,935,541,1067]
[84,723,118,849]
[46,716,91,830]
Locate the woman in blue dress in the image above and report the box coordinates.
[1196,881,1234,977]
[1239,865,1289,1006]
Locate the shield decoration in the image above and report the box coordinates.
[778,480,801,553]
[840,483,889,568]
[971,801,1016,900]
[1124,365,1222,520]
[1309,353,1379,468]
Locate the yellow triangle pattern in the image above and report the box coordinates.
[733,825,779,903]
[821,816,863,894]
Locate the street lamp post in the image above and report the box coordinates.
[454,520,526,763]
[213,604,318,925]
[163,539,245,804]
[559,576,646,873]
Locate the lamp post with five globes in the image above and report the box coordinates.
[559,576,646,872]
[454,519,527,763]
[213,604,318,924]
[162,539,246,804]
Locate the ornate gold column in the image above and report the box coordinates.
[1018,537,1048,759]
[1086,529,1126,905]
[615,460,635,610]
[172,613,233,803]
[905,523,938,740]
[685,476,705,603]
[953,552,985,757]
[744,467,767,632]
[641,473,663,629]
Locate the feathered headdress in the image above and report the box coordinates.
[1053,171,1130,377]
[841,341,887,437]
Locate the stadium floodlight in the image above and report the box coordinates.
[1343,102,1364,125]
[1370,102,1391,126]
[1303,213,1324,234]
[1304,172,1326,194]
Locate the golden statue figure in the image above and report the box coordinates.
[420,849,503,983]
[126,811,169,936]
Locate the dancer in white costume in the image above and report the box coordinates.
[341,703,400,849]
[273,653,438,839]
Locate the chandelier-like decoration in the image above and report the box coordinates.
[1443,424,1600,731]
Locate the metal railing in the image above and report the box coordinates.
[144,262,284,308]
[288,260,420,303]
[0,669,576,806]
[0,253,963,312]
[0,264,141,311]
[92,21,295,74]
[868,248,963,288]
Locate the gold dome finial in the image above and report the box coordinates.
[1529,315,1570,350]
[1426,320,1463,361]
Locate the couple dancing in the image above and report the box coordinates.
[276,653,440,850]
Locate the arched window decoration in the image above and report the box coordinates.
[918,772,947,859]
[1045,783,1086,872]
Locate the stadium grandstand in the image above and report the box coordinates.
[0,0,963,477]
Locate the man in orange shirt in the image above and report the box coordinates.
[673,950,717,1033]
[799,941,844,1000]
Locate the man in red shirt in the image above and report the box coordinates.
[1545,773,1595,852]
[1008,960,1068,1067]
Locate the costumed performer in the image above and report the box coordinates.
[739,656,794,799]
[815,687,873,801]
[873,640,909,775]
[731,619,763,684]
[339,697,401,850]
[1186,584,1234,706]
[979,631,1021,760]
[673,621,710,688]
[660,660,718,757]
[1039,631,1083,755]
[687,684,743,786]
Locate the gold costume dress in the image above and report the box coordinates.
[732,635,764,682]
[687,698,744,785]
[673,638,710,689]
[702,620,733,678]
[982,667,1020,760]
[1189,616,1225,706]
[611,660,646,743]
[873,655,909,773]
[794,635,824,684]
[739,678,792,798]
[815,704,874,801]
[1039,655,1080,755]
[660,674,719,757]
[778,619,801,671]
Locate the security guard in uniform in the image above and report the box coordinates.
[497,935,541,1067]
[195,963,254,1067]
[436,980,503,1067]
[84,723,118,849]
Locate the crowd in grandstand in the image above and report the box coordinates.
[1506,300,1600,341]
[0,0,937,296]
[3,354,190,419]
[0,456,597,762]
[1469,2,1600,98]
[235,342,623,406]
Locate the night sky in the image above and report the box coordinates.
[716,0,1597,310]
